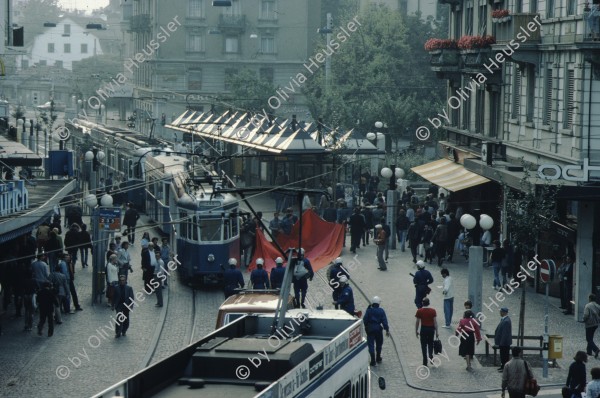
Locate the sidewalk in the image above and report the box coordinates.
[0,214,170,398]
[245,193,582,395]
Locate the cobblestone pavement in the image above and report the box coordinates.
[246,194,586,397]
[0,193,586,398]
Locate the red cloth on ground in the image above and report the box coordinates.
[248,209,344,274]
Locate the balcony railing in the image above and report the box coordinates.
[429,49,460,67]
[129,14,151,33]
[583,7,600,41]
[494,13,541,43]
[218,14,246,30]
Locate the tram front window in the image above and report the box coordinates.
[200,219,222,241]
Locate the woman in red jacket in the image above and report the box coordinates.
[456,310,482,371]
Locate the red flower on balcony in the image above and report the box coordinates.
[457,35,496,50]
[491,9,510,18]
[424,38,458,51]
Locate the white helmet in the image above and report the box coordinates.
[339,275,349,284]
[228,258,237,266]
[256,258,264,266]
[372,296,381,304]
[416,260,425,269]
[275,257,284,264]
[334,257,343,265]
[300,248,305,255]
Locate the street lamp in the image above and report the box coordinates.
[85,150,95,193]
[381,166,404,250]
[85,192,114,305]
[460,212,495,321]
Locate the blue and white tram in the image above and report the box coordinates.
[176,188,240,284]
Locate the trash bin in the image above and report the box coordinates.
[549,335,563,359]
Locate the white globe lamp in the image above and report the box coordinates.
[460,214,476,230]
[96,150,106,161]
[479,214,494,231]
[380,167,393,178]
[395,168,405,178]
[374,121,384,129]
[366,132,376,141]
[84,151,94,161]
[85,194,98,208]
[100,194,113,207]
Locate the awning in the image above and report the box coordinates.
[411,158,491,192]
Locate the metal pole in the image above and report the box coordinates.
[325,13,332,94]
[91,207,98,305]
[388,164,397,250]
[543,282,549,377]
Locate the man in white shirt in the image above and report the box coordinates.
[117,241,133,278]
[441,268,454,328]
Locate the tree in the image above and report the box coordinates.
[502,167,559,346]
[224,68,278,115]
[71,55,125,99]
[303,4,447,146]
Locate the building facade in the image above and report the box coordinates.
[361,0,442,19]
[126,0,322,138]
[424,0,600,320]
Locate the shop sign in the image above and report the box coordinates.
[0,180,28,216]
[538,158,600,182]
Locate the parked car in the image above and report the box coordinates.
[36,101,66,112]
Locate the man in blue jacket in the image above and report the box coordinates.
[223,258,244,298]
[293,249,314,308]
[413,261,434,308]
[269,257,286,289]
[250,258,269,289]
[363,296,390,366]
[494,307,513,371]
[334,276,355,315]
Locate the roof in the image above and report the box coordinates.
[0,136,43,167]
[411,158,491,192]
[167,110,381,155]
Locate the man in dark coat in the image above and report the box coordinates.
[123,203,140,244]
[334,276,354,315]
[112,275,135,338]
[413,261,434,308]
[64,223,81,268]
[446,213,461,262]
[292,249,314,309]
[250,258,269,289]
[140,241,153,288]
[329,257,350,309]
[561,256,575,315]
[407,221,422,264]
[361,205,374,246]
[223,258,244,298]
[269,257,286,289]
[322,201,338,223]
[494,307,513,371]
[363,296,390,366]
[37,281,56,337]
[348,207,366,253]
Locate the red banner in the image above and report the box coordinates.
[248,209,345,273]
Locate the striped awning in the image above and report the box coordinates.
[411,158,490,192]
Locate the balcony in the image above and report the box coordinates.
[493,13,541,43]
[429,49,461,74]
[461,48,494,69]
[218,14,246,32]
[583,8,600,42]
[129,14,151,33]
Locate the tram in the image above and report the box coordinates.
[144,153,240,284]
[93,309,376,398]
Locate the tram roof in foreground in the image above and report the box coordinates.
[167,110,381,156]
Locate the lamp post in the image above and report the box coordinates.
[366,131,385,176]
[460,213,494,321]
[381,166,404,250]
[28,119,34,151]
[85,193,114,305]
[85,150,95,194]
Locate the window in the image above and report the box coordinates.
[48,43,55,53]
[489,91,499,137]
[225,36,239,53]
[81,43,88,54]
[334,382,351,398]
[476,89,485,132]
[192,216,199,241]
[55,60,63,68]
[186,32,205,52]
[188,0,204,18]
[543,67,553,125]
[563,68,574,129]
[224,68,237,90]
[260,67,274,83]
[64,43,71,53]
[180,212,188,238]
[478,5,487,35]
[188,69,202,90]
[39,60,47,66]
[465,5,473,35]
[526,65,535,122]
[567,0,576,15]
[454,9,463,39]
[63,24,70,35]
[547,0,554,18]
[530,0,537,13]
[200,219,222,241]
[21,59,28,68]
[260,0,276,19]
[260,36,275,53]
[511,65,521,119]
[515,0,523,13]
[222,0,241,15]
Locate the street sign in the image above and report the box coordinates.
[99,207,122,231]
[540,259,555,283]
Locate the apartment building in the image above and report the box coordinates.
[125,0,322,135]
[418,0,600,320]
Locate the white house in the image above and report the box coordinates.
[20,17,104,70]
